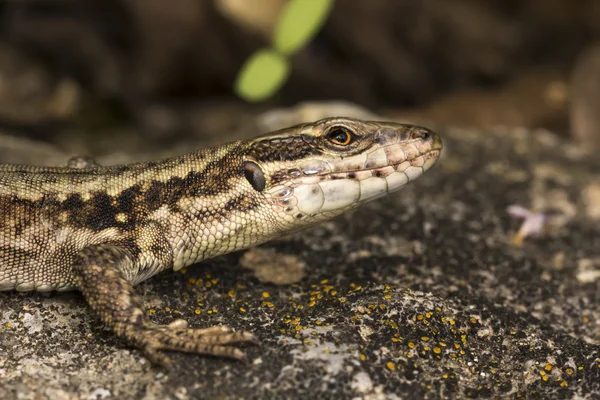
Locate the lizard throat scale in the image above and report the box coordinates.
[0,117,442,365]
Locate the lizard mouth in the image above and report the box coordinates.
[323,148,441,182]
[268,144,442,220]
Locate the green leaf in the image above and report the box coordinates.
[235,49,290,102]
[274,0,335,56]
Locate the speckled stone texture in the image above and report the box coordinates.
[1,123,599,399]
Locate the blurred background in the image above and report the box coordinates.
[0,0,599,159]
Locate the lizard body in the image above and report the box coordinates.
[0,118,442,366]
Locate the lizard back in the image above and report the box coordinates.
[0,142,244,291]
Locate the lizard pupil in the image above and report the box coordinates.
[243,161,266,192]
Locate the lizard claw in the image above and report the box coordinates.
[132,323,259,366]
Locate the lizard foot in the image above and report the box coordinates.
[135,324,259,367]
[72,243,259,368]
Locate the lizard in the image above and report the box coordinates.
[0,117,442,367]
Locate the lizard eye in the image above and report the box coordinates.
[243,161,266,192]
[325,126,353,146]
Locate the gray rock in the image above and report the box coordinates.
[1,122,598,399]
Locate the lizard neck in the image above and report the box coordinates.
[144,142,279,270]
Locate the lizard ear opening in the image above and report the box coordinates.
[243,161,266,192]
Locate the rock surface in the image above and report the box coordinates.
[1,114,599,399]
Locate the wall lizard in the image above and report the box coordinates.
[0,117,442,367]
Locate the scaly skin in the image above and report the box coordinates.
[0,117,442,366]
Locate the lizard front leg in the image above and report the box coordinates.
[71,242,257,367]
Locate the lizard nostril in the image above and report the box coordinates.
[412,128,431,141]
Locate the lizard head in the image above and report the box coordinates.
[242,117,442,226]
